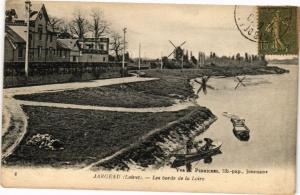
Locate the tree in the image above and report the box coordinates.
[245,52,249,62]
[110,32,125,61]
[48,16,72,38]
[5,9,18,23]
[191,56,197,64]
[69,10,89,39]
[236,53,241,60]
[90,9,110,38]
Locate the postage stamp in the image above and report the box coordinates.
[258,6,298,55]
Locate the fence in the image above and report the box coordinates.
[4,62,125,88]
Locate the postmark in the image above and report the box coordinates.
[234,5,260,42]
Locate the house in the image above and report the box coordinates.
[77,38,109,63]
[5,4,63,62]
[56,39,81,62]
[5,25,26,62]
[5,4,109,63]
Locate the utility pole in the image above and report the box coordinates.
[122,27,127,77]
[160,51,163,69]
[138,43,141,70]
[25,0,31,78]
[181,48,184,69]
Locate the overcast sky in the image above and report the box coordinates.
[6,0,292,59]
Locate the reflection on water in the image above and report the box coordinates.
[193,65,297,170]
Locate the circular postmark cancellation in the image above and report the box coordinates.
[234,5,260,42]
[234,6,292,43]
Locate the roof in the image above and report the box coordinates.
[81,37,109,43]
[5,25,27,43]
[57,39,79,51]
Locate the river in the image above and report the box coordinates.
[193,65,298,171]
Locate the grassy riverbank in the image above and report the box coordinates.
[14,77,195,107]
[5,105,199,167]
[143,66,289,79]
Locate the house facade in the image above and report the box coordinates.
[78,38,109,63]
[5,4,109,63]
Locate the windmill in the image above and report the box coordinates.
[168,40,186,60]
[194,76,214,95]
[234,76,246,90]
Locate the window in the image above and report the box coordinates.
[103,57,106,62]
[73,56,77,62]
[18,46,23,58]
[38,46,42,57]
[50,34,53,42]
[59,50,62,57]
[38,26,43,40]
[29,50,34,59]
[100,44,104,50]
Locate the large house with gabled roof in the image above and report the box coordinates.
[5,4,109,63]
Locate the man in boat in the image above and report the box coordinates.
[194,138,214,152]
[202,138,214,151]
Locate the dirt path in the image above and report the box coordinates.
[2,76,195,160]
[2,99,28,160]
[17,100,195,113]
[4,77,157,97]
[2,77,156,160]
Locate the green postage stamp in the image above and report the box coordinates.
[258,6,298,55]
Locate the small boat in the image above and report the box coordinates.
[171,141,222,168]
[231,118,250,141]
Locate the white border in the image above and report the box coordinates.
[0,0,299,195]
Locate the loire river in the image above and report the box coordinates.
[193,65,297,170]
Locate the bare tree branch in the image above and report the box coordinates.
[90,9,110,38]
[69,10,89,39]
[110,31,126,61]
[48,15,63,31]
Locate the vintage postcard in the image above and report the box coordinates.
[1,0,299,194]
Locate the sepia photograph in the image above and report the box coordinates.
[1,0,299,194]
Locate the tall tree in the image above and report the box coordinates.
[49,16,63,31]
[110,32,125,61]
[5,9,18,23]
[69,10,89,39]
[90,9,110,38]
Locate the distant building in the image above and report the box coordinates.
[77,38,109,62]
[5,4,109,63]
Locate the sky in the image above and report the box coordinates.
[5,0,297,59]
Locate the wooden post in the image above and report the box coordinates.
[138,43,141,70]
[25,0,31,78]
[160,51,163,69]
[122,27,127,77]
[181,48,184,69]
